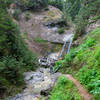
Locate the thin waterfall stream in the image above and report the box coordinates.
[67,37,73,54]
[59,35,74,58]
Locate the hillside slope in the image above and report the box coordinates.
[53,26,100,100]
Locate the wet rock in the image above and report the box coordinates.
[12,68,61,100]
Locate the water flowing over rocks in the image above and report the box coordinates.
[11,68,61,100]
[9,5,75,100]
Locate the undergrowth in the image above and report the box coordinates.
[50,76,82,100]
[54,27,100,100]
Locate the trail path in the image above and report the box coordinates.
[65,74,93,100]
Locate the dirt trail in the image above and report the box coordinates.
[66,74,93,100]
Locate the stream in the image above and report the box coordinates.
[10,23,74,100]
[11,68,61,100]
[11,34,74,100]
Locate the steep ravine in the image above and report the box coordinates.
[9,5,75,100]
[11,68,61,100]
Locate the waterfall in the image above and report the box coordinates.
[59,35,74,58]
[59,41,67,58]
[67,37,73,54]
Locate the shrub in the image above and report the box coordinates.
[0,56,24,85]
[77,66,100,97]
[0,56,25,97]
[48,0,63,10]
[0,0,14,7]
[16,0,48,10]
[13,9,22,20]
[58,28,65,34]
[25,12,30,21]
[74,16,86,36]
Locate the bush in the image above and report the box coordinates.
[74,16,86,36]
[77,67,100,96]
[0,0,14,7]
[48,0,63,10]
[16,0,48,10]
[0,56,25,97]
[25,12,30,21]
[0,56,24,85]
[13,9,22,20]
[58,28,65,34]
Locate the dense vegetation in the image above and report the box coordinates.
[15,0,48,10]
[48,0,100,36]
[0,1,37,98]
[50,76,82,100]
[54,27,100,100]
[49,0,100,100]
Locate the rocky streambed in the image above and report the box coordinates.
[11,68,61,100]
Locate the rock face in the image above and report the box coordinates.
[9,5,74,55]
[86,20,100,33]
[11,68,61,100]
[19,5,74,44]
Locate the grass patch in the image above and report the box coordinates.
[25,12,30,21]
[34,37,47,44]
[50,76,82,100]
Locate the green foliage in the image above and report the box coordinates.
[74,16,86,36]
[66,0,81,20]
[77,67,100,99]
[23,32,28,38]
[49,0,100,36]
[0,56,24,85]
[16,0,48,10]
[0,3,37,98]
[34,37,47,44]
[13,9,22,20]
[50,76,82,100]
[0,0,14,7]
[55,36,95,70]
[66,0,100,20]
[0,56,25,97]
[57,28,100,100]
[25,12,30,21]
[58,28,65,34]
[65,0,100,35]
[65,49,77,62]
[48,0,63,10]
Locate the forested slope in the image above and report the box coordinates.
[0,1,37,98]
